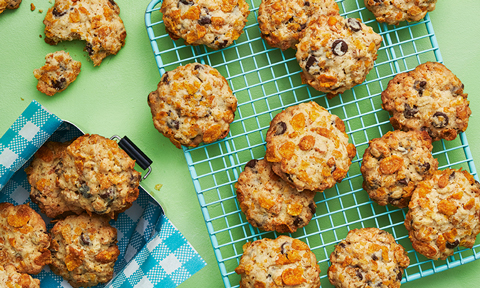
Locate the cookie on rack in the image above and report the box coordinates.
[235,159,317,233]
[360,130,438,208]
[364,0,437,26]
[0,203,51,274]
[26,141,84,218]
[49,213,120,288]
[265,101,356,192]
[161,0,250,49]
[404,168,480,260]
[57,134,141,218]
[33,51,81,96]
[296,15,382,97]
[43,0,126,66]
[148,63,237,148]
[0,0,21,14]
[235,235,321,288]
[328,227,410,288]
[0,265,40,288]
[381,62,470,141]
[257,0,339,50]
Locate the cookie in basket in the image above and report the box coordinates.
[235,235,321,288]
[33,51,81,96]
[148,63,237,148]
[0,203,51,274]
[381,62,470,141]
[26,140,84,218]
[364,0,437,26]
[296,15,382,97]
[161,0,250,49]
[43,0,126,66]
[328,227,410,288]
[0,0,21,14]
[265,101,356,192]
[58,134,141,218]
[360,130,438,208]
[404,168,480,260]
[235,159,317,233]
[0,265,40,288]
[49,213,119,287]
[257,0,339,50]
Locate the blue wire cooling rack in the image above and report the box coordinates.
[145,0,479,287]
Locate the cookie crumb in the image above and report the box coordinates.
[20,97,24,101]
[39,35,42,38]
[30,3,35,11]
[39,9,42,13]
[154,184,163,191]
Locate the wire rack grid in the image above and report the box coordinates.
[145,0,479,287]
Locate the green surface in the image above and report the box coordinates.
[1,0,480,287]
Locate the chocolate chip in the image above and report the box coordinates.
[419,162,430,174]
[421,126,434,138]
[167,120,180,130]
[331,163,337,174]
[397,271,403,281]
[52,78,66,90]
[280,242,288,254]
[108,0,118,7]
[80,232,91,246]
[286,17,294,23]
[372,254,378,261]
[245,159,258,169]
[298,23,306,31]
[79,183,91,198]
[309,202,316,214]
[332,40,348,56]
[199,16,211,25]
[52,7,66,17]
[274,121,287,136]
[286,174,294,183]
[54,161,63,174]
[397,178,408,186]
[305,56,317,71]
[101,186,116,201]
[403,103,418,118]
[218,40,229,49]
[347,18,362,32]
[293,217,303,227]
[194,64,203,70]
[356,270,363,280]
[449,171,456,181]
[162,73,170,84]
[414,80,427,95]
[432,112,449,128]
[304,1,310,6]
[179,0,193,5]
[339,242,346,248]
[368,179,381,190]
[85,42,94,56]
[446,240,459,249]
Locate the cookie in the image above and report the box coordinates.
[235,159,317,233]
[296,15,382,97]
[328,228,410,288]
[43,0,126,66]
[360,130,438,208]
[404,168,480,260]
[161,0,250,49]
[0,203,51,274]
[381,62,470,141]
[265,101,356,192]
[0,0,21,14]
[257,0,339,50]
[49,213,119,287]
[235,235,321,288]
[33,51,81,96]
[57,134,141,218]
[148,63,237,148]
[0,265,40,288]
[364,0,437,26]
[26,141,84,218]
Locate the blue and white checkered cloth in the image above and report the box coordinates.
[0,100,206,288]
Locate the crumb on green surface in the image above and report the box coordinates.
[155,184,163,191]
[39,9,43,13]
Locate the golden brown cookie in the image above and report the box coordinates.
[364,0,437,25]
[0,265,40,288]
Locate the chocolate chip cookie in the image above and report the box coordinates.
[43,0,126,66]
[364,0,437,25]
[405,168,480,260]
[49,213,119,287]
[381,62,470,141]
[0,265,40,288]
[148,63,237,148]
[265,101,356,192]
[296,15,382,97]
[161,0,250,49]
[361,130,438,208]
[257,0,339,50]
[0,0,21,14]
[235,159,317,233]
[33,51,81,96]
[0,203,51,275]
[328,228,410,288]
[235,235,321,288]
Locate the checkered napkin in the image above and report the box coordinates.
[0,100,206,288]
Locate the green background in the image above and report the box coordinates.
[1,0,480,287]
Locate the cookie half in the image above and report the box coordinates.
[381,62,470,141]
[296,15,382,97]
[364,0,437,25]
[258,0,339,50]
[161,0,250,49]
[235,235,321,288]
[0,203,51,274]
[361,130,438,208]
[235,159,317,233]
[0,265,40,288]
[405,168,480,260]
[265,101,356,191]
[148,63,237,148]
[49,214,119,287]
[0,0,22,14]
[328,228,410,288]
